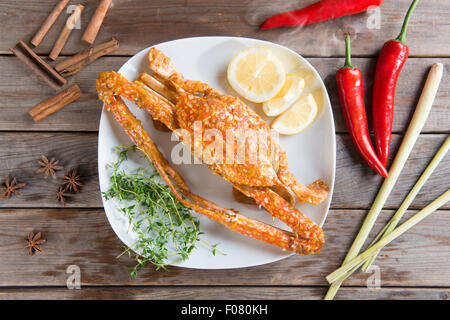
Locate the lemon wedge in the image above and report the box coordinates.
[227,47,285,103]
[272,94,318,135]
[262,74,305,117]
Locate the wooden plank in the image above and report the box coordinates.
[0,56,449,133]
[313,58,450,134]
[0,56,106,132]
[334,134,449,209]
[0,208,448,287]
[0,133,100,208]
[0,133,447,209]
[1,0,449,57]
[0,286,448,300]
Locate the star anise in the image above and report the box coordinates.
[0,176,26,199]
[24,231,46,256]
[61,168,83,193]
[55,186,72,206]
[36,155,63,179]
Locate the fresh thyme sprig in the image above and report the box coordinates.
[103,146,220,278]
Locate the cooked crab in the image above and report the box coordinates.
[96,48,329,254]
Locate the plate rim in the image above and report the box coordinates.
[97,36,336,269]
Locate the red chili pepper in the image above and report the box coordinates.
[260,0,384,30]
[336,36,388,178]
[372,0,419,166]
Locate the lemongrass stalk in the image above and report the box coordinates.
[362,136,450,271]
[324,63,444,300]
[333,225,398,285]
[327,190,450,284]
[368,222,390,246]
[333,261,366,285]
[333,225,393,283]
[328,137,449,290]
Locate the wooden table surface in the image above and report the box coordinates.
[0,0,449,300]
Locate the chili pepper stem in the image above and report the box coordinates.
[344,36,353,68]
[395,0,419,44]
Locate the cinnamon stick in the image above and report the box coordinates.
[55,38,119,77]
[49,4,85,61]
[29,85,83,122]
[81,0,112,44]
[31,0,70,47]
[10,41,66,90]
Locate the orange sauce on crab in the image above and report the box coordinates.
[233,186,295,206]
[152,119,171,132]
[232,187,257,205]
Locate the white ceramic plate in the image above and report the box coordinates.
[98,36,336,269]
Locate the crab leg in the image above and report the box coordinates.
[141,69,329,205]
[96,85,323,253]
[205,164,324,250]
[139,72,179,104]
[147,48,220,97]
[98,71,178,131]
[234,184,324,251]
[146,49,330,206]
[98,71,325,252]
[277,151,329,205]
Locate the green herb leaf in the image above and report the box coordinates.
[105,146,211,277]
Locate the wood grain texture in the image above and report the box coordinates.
[0,133,99,208]
[0,208,448,287]
[0,56,103,132]
[0,286,448,300]
[0,133,447,209]
[1,0,449,300]
[0,56,448,133]
[1,0,449,57]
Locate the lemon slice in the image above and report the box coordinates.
[272,94,318,135]
[262,74,305,117]
[227,47,285,103]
